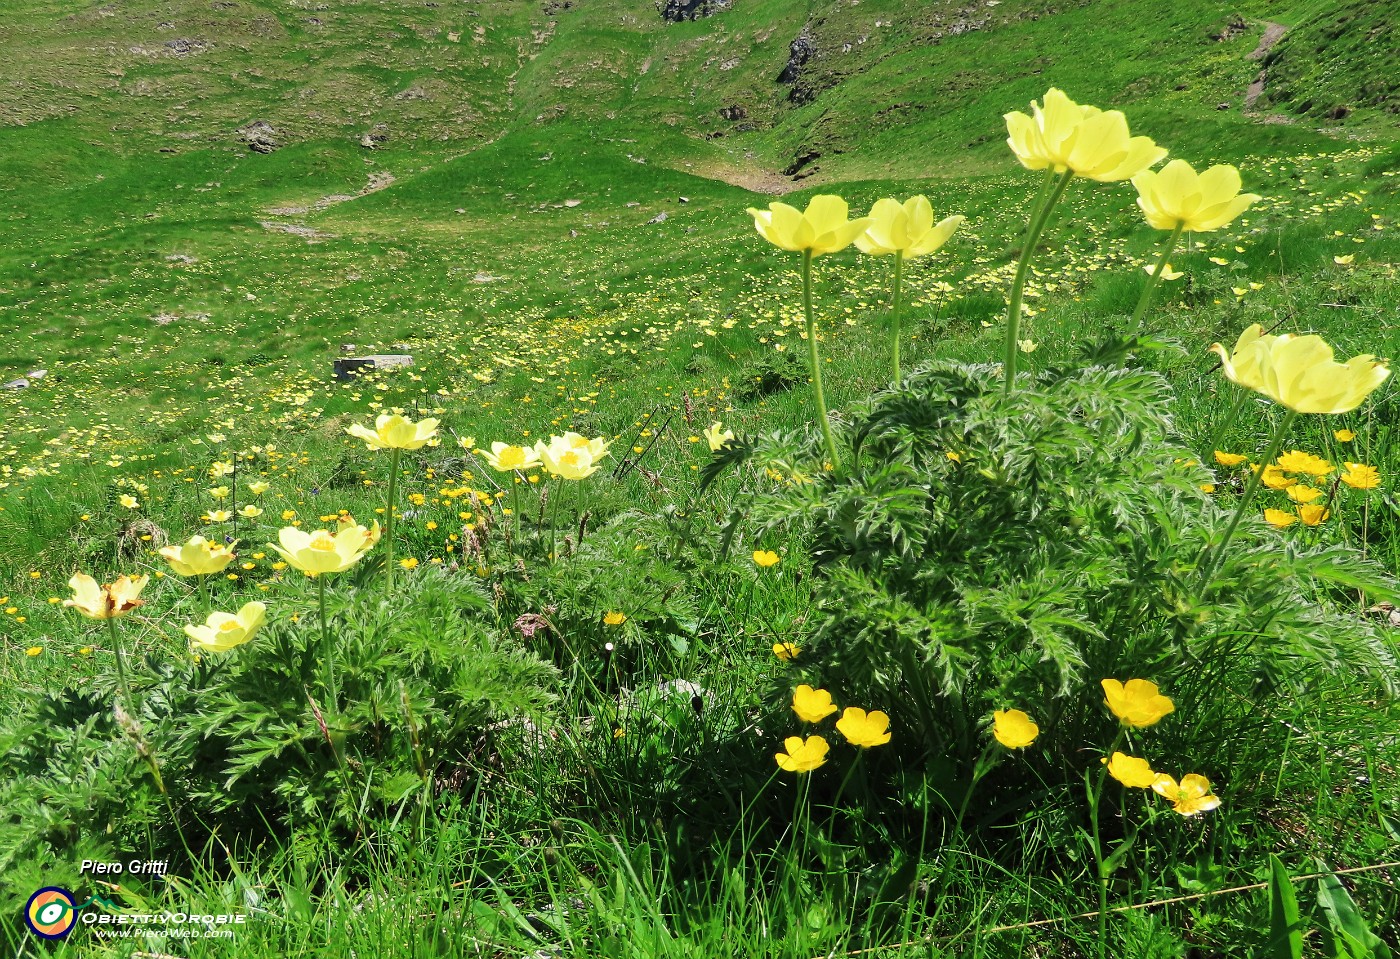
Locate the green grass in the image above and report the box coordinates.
[2,0,1400,954]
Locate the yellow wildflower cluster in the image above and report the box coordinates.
[775,685,892,773]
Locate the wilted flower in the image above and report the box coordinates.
[64,573,149,620]
[992,709,1040,749]
[1101,678,1174,728]
[347,414,440,450]
[792,684,838,723]
[836,707,892,748]
[185,602,267,653]
[775,734,830,773]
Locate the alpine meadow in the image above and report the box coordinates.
[3,0,1400,955]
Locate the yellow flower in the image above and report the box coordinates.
[1018,339,1037,353]
[159,535,239,576]
[1333,429,1355,442]
[703,421,735,452]
[946,451,962,464]
[458,435,477,450]
[399,557,419,570]
[792,684,838,723]
[1264,508,1298,528]
[1152,773,1221,816]
[535,437,601,480]
[479,442,543,472]
[1132,160,1260,232]
[603,611,626,626]
[268,521,379,577]
[184,602,267,654]
[247,481,271,495]
[1297,504,1330,526]
[207,509,233,523]
[753,549,780,568]
[747,195,873,256]
[26,646,42,656]
[1101,678,1174,728]
[238,504,264,518]
[1257,464,1296,490]
[775,734,830,773]
[63,573,149,620]
[1275,450,1333,477]
[119,494,139,509]
[1334,254,1354,265]
[1285,484,1323,504]
[1004,87,1165,181]
[773,642,800,661]
[992,709,1039,749]
[346,413,440,450]
[1210,324,1390,415]
[1143,263,1184,280]
[835,707,892,748]
[1213,451,1247,467]
[208,486,230,500]
[855,196,964,257]
[1103,752,1158,788]
[1341,462,1380,490]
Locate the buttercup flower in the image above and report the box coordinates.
[1214,451,1247,467]
[64,573,149,620]
[1101,678,1175,728]
[1297,504,1330,526]
[1341,462,1380,489]
[269,522,379,577]
[160,535,239,576]
[185,602,267,653]
[792,685,838,723]
[856,196,964,257]
[992,709,1040,749]
[1285,484,1324,504]
[1132,160,1260,232]
[773,642,800,661]
[1211,324,1391,414]
[604,611,626,626]
[836,707,892,748]
[1103,752,1158,788]
[1264,508,1298,528]
[1275,450,1333,477]
[753,549,780,568]
[479,442,543,472]
[1004,87,1165,182]
[703,421,735,452]
[1258,464,1297,490]
[775,734,830,773]
[1333,429,1355,442]
[346,413,440,451]
[1152,773,1221,816]
[747,195,872,256]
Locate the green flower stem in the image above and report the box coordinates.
[1004,168,1075,394]
[801,249,840,467]
[549,476,563,562]
[890,251,905,384]
[1087,729,1126,959]
[383,447,402,594]
[196,575,211,618]
[318,575,337,708]
[1128,222,1185,334]
[106,617,135,716]
[510,476,522,540]
[1197,409,1299,592]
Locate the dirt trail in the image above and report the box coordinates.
[1244,22,1287,112]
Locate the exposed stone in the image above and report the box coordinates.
[777,34,813,85]
[238,120,280,153]
[782,150,821,177]
[333,354,414,380]
[657,0,731,22]
[647,211,669,224]
[3,378,29,390]
[719,104,747,121]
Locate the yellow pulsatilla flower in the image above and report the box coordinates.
[753,549,780,568]
[347,413,440,450]
[160,535,239,577]
[64,573,149,619]
[792,684,838,723]
[535,439,600,480]
[247,481,271,495]
[1132,160,1260,232]
[1297,504,1330,526]
[1264,508,1298,528]
[1210,324,1391,414]
[992,709,1039,749]
[1143,262,1184,280]
[1275,450,1333,477]
[119,494,139,509]
[747,195,872,256]
[1004,87,1165,181]
[703,421,735,452]
[1103,752,1158,788]
[269,521,379,577]
[206,510,233,523]
[336,513,382,548]
[1333,429,1356,442]
[855,196,964,257]
[836,707,892,748]
[773,642,800,661]
[557,431,611,461]
[209,461,235,478]
[1101,678,1175,728]
[184,602,266,653]
[479,442,542,472]
[1285,484,1324,504]
[208,486,231,500]
[1214,450,1247,467]
[238,504,264,518]
[1341,462,1381,489]
[775,734,830,773]
[1151,773,1221,816]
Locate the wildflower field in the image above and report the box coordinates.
[2,0,1399,954]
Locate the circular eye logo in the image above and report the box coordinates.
[25,887,78,939]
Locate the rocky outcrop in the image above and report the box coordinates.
[658,0,732,22]
[237,120,279,154]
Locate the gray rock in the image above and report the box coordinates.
[3,378,29,390]
[647,211,668,224]
[333,354,413,380]
[238,120,280,154]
